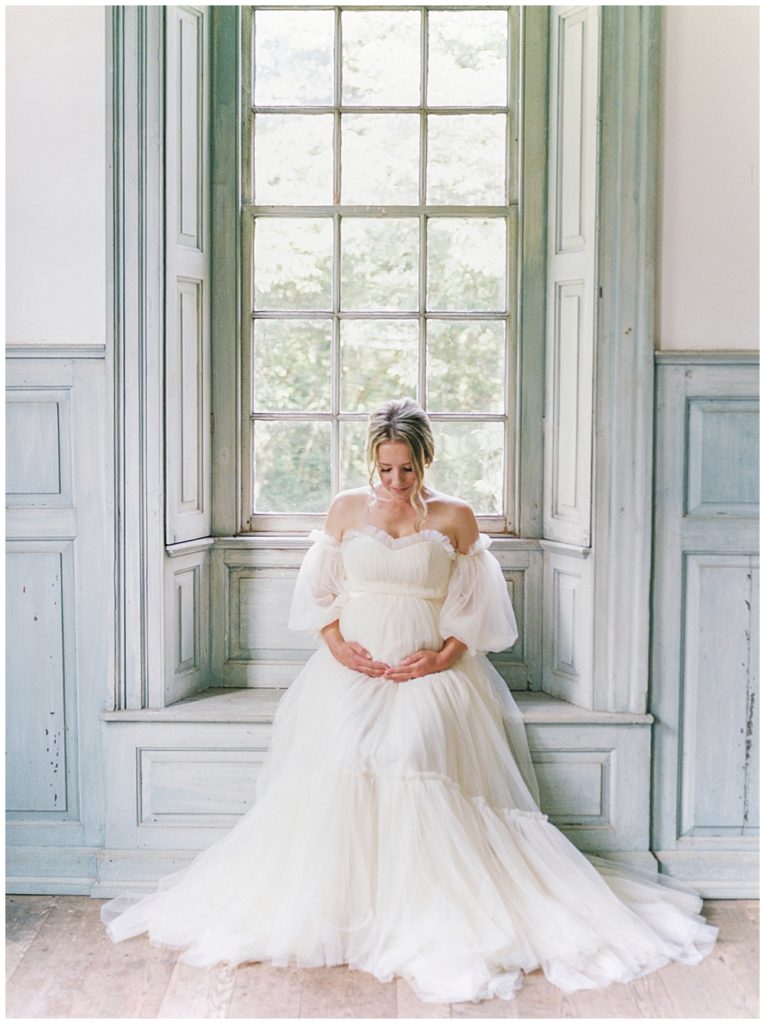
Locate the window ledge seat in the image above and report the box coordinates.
[100,687,653,725]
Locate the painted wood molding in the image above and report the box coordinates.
[591,6,661,713]
[109,6,167,709]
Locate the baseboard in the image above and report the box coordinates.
[7,843,759,900]
[6,845,99,896]
[654,849,759,899]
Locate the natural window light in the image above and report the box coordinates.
[243,5,520,531]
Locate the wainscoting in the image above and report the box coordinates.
[5,349,110,893]
[651,352,759,896]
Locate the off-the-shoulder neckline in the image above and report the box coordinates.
[309,524,491,556]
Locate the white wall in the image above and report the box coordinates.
[659,5,759,351]
[5,5,106,346]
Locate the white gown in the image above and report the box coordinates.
[102,527,717,1004]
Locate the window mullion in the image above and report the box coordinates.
[418,7,428,408]
[245,4,521,529]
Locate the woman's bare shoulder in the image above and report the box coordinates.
[425,491,479,551]
[324,488,370,538]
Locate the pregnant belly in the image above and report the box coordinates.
[339,593,444,666]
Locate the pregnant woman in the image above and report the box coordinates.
[103,397,717,1004]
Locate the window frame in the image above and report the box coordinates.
[239,3,524,534]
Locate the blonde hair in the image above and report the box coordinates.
[367,398,435,526]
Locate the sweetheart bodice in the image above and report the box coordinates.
[340,526,456,601]
[291,526,518,660]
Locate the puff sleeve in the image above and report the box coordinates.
[439,535,518,656]
[288,530,348,637]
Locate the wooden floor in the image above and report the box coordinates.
[5,896,759,1019]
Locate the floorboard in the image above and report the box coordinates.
[4,897,759,1019]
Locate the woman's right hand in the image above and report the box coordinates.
[321,622,389,677]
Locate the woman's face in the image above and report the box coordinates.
[376,441,416,502]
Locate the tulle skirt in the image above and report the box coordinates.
[102,637,717,1004]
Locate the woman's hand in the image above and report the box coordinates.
[384,637,467,682]
[321,622,390,678]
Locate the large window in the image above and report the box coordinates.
[242,5,520,532]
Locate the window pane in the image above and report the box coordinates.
[427,218,506,311]
[254,218,333,310]
[429,421,504,515]
[341,320,419,412]
[254,10,334,106]
[342,11,420,105]
[427,11,508,106]
[339,420,370,491]
[253,420,331,513]
[342,115,420,205]
[254,115,333,205]
[427,114,506,205]
[427,321,505,413]
[253,320,332,412]
[341,218,419,311]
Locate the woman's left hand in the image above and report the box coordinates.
[384,637,466,682]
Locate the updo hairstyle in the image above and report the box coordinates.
[367,398,435,525]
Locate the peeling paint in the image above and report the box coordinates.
[741,557,756,830]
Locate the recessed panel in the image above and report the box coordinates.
[686,400,759,515]
[175,567,198,672]
[178,280,202,508]
[556,11,587,252]
[139,748,267,824]
[553,568,579,674]
[487,570,525,674]
[229,569,300,659]
[533,750,611,824]
[681,554,759,834]
[553,283,583,514]
[6,397,62,497]
[178,8,202,247]
[6,550,68,812]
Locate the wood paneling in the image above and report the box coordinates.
[542,545,593,707]
[213,541,543,690]
[165,5,211,546]
[544,6,599,546]
[138,747,266,826]
[680,554,759,835]
[5,393,71,501]
[164,543,211,706]
[534,749,612,824]
[528,721,650,853]
[652,354,759,896]
[101,719,274,851]
[686,399,759,514]
[5,548,72,814]
[5,352,110,892]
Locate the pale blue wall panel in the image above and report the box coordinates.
[652,354,759,896]
[5,550,67,812]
